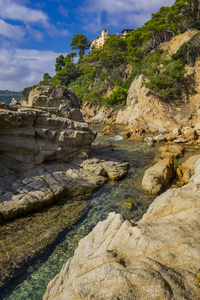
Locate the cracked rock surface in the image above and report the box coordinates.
[0,86,128,223]
[43,160,200,300]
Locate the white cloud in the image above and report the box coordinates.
[0,0,48,25]
[81,0,175,31]
[0,49,67,91]
[0,0,70,41]
[0,20,25,41]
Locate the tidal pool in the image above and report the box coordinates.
[2,126,198,300]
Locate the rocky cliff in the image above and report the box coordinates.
[116,30,200,136]
[43,158,200,300]
[0,86,128,223]
[82,30,200,140]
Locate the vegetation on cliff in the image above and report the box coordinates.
[22,0,200,105]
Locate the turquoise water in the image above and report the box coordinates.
[0,129,168,300]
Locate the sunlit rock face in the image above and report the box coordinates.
[43,159,200,300]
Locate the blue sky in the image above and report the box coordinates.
[0,0,175,91]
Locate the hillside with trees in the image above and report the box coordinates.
[22,0,200,106]
[0,90,21,104]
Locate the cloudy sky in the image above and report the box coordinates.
[0,0,175,91]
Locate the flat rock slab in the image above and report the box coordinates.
[0,146,129,223]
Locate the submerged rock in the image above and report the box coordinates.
[43,159,200,300]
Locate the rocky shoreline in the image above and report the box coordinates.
[1,28,200,300]
[0,86,130,294]
[0,86,129,223]
[43,156,200,300]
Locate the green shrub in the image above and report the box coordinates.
[172,33,200,65]
[142,52,187,100]
[102,86,127,106]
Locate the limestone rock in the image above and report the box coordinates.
[153,134,165,142]
[80,101,100,122]
[0,86,129,222]
[142,157,174,194]
[80,146,129,180]
[165,127,182,141]
[0,144,128,223]
[158,143,184,159]
[43,159,200,300]
[183,128,198,141]
[115,31,200,136]
[101,125,114,135]
[177,154,200,184]
[159,29,199,55]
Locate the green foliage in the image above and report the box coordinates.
[71,34,90,60]
[0,90,21,103]
[55,55,65,71]
[191,20,200,30]
[39,73,51,85]
[101,35,127,68]
[52,52,80,86]
[21,85,37,101]
[21,0,200,107]
[142,51,187,100]
[122,69,137,90]
[102,86,127,106]
[172,33,200,65]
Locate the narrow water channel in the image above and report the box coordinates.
[1,126,197,300]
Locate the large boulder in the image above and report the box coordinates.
[141,157,174,195]
[43,159,200,300]
[0,86,129,222]
[0,87,94,170]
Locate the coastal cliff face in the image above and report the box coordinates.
[82,30,200,137]
[116,30,200,134]
[43,159,200,300]
[0,86,128,223]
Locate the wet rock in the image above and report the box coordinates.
[81,157,129,181]
[142,157,174,195]
[144,137,154,147]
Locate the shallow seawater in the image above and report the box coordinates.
[2,125,199,300]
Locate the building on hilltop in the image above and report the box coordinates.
[90,29,109,50]
[91,28,134,50]
[121,28,134,35]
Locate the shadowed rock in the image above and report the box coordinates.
[0,86,128,223]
